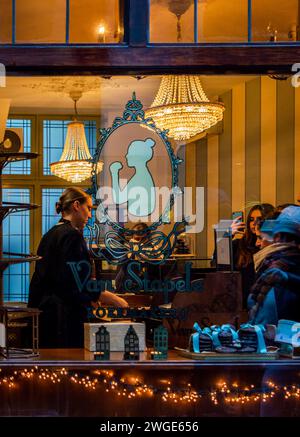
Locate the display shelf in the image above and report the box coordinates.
[0,348,300,368]
[0,305,40,359]
[0,152,39,173]
[0,202,39,223]
[0,252,40,273]
[0,351,299,417]
[0,152,39,317]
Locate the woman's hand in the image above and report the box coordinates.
[95,290,129,308]
[231,217,246,236]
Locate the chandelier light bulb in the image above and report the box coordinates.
[50,94,103,183]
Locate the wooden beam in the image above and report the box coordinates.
[0,45,299,75]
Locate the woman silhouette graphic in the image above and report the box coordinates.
[110,138,156,217]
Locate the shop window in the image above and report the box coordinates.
[150,0,195,43]
[0,0,12,43]
[2,188,30,302]
[150,0,299,44]
[252,0,299,42]
[42,188,64,235]
[69,0,123,44]
[197,0,248,43]
[3,119,31,175]
[150,0,248,43]
[42,188,95,240]
[43,119,97,176]
[15,0,66,44]
[0,0,123,44]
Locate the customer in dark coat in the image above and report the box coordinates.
[29,187,128,348]
[248,206,300,325]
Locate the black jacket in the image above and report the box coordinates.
[232,238,257,308]
[29,218,99,348]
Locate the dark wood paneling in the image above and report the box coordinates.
[0,45,300,75]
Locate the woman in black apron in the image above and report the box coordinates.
[29,187,128,348]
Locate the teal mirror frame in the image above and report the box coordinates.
[90,92,183,236]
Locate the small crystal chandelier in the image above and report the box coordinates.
[50,91,102,183]
[145,75,225,141]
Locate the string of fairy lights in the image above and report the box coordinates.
[0,367,300,406]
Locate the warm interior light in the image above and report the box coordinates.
[98,25,105,35]
[50,93,103,183]
[97,25,106,43]
[145,75,225,141]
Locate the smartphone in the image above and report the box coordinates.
[232,211,244,223]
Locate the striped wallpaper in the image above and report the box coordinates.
[186,76,300,258]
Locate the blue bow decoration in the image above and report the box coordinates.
[192,323,213,353]
[210,325,222,348]
[239,323,267,353]
[86,221,185,265]
[210,324,238,348]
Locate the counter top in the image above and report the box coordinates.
[1,348,300,368]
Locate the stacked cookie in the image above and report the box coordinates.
[237,326,258,353]
[218,330,234,347]
[189,332,213,353]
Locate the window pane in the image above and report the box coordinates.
[150,0,195,43]
[197,0,248,43]
[16,0,66,43]
[43,119,97,175]
[3,188,30,303]
[42,188,64,235]
[0,0,12,43]
[42,188,95,240]
[3,119,31,175]
[69,0,123,43]
[252,0,299,42]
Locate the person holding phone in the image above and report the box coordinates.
[230,204,275,307]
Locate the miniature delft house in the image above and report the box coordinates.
[153,325,168,360]
[124,325,140,361]
[95,326,110,361]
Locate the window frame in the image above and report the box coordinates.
[1,0,299,47]
[2,113,100,302]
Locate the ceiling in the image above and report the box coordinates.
[0,75,257,117]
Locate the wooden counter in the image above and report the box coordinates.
[0,349,300,417]
[0,348,300,368]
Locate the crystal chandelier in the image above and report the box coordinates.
[50,92,102,183]
[145,75,225,141]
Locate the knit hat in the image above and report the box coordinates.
[260,219,276,238]
[272,206,300,237]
